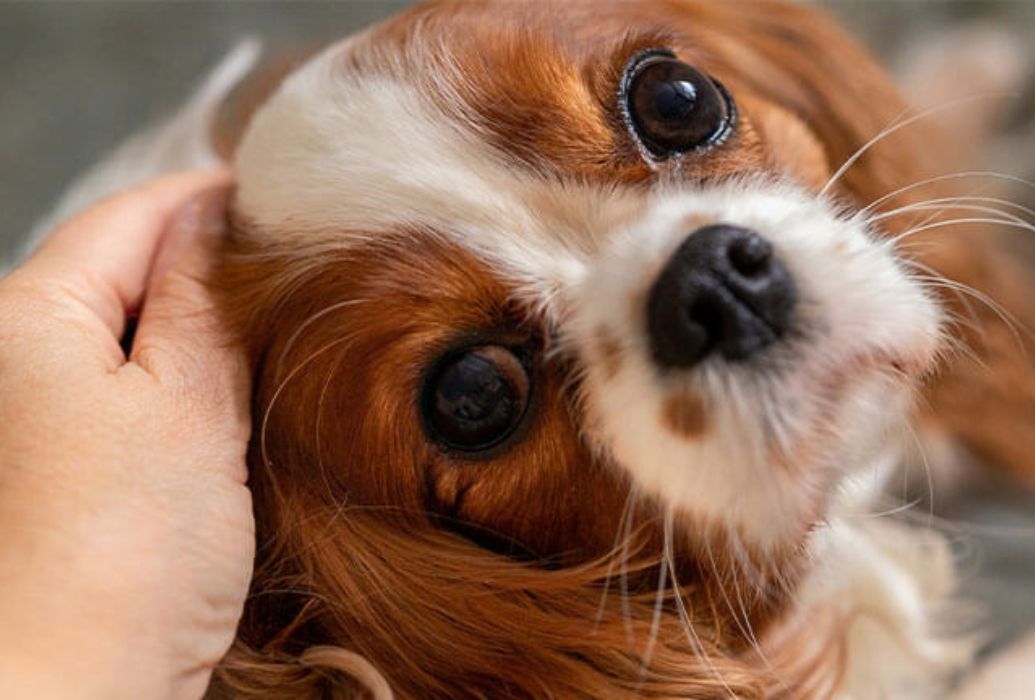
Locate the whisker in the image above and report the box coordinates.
[889,216,1035,245]
[314,351,349,507]
[637,520,670,685]
[852,497,924,520]
[861,170,1035,216]
[664,511,736,698]
[871,199,1035,226]
[725,525,767,595]
[619,492,639,644]
[878,201,1029,261]
[704,533,787,693]
[917,280,1025,352]
[259,334,359,474]
[594,489,637,633]
[892,220,1035,347]
[274,298,371,381]
[704,537,761,659]
[901,258,985,338]
[821,92,1018,197]
[910,273,1030,349]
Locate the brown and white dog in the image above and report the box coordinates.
[31,1,1035,698]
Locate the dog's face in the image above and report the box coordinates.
[217,0,943,695]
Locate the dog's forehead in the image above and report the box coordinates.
[234,49,627,288]
[351,0,766,181]
[233,0,775,290]
[348,2,656,185]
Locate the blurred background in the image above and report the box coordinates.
[2,0,1034,660]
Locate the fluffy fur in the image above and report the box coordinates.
[30,1,1035,698]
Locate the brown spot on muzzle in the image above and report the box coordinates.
[662,391,708,439]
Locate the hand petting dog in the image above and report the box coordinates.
[0,171,252,700]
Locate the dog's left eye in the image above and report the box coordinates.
[421,345,531,454]
[622,51,734,158]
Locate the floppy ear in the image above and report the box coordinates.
[660,0,1035,478]
[893,24,1035,478]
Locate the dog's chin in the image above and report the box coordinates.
[586,347,926,560]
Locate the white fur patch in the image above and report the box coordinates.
[793,476,969,699]
[236,41,594,295]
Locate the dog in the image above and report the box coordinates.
[30,1,1035,698]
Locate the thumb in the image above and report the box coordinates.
[128,183,248,406]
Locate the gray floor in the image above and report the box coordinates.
[4,0,1035,658]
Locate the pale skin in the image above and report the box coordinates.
[0,171,253,700]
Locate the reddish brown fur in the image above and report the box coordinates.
[208,231,817,698]
[206,0,1035,697]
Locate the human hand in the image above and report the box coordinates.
[0,171,253,700]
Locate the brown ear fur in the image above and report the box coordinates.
[208,503,839,699]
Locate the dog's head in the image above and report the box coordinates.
[214,1,945,697]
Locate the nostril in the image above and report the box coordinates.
[687,295,723,342]
[727,232,772,277]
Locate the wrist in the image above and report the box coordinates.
[0,609,216,700]
[0,642,214,700]
[0,572,179,700]
[0,649,151,700]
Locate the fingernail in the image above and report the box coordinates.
[151,186,231,282]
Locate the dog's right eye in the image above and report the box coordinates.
[421,345,531,454]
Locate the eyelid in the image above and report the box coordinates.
[618,47,678,100]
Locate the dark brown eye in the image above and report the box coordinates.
[622,51,734,158]
[421,345,531,453]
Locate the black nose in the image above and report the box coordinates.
[647,224,796,369]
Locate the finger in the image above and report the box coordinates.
[7,170,233,347]
[128,192,250,423]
